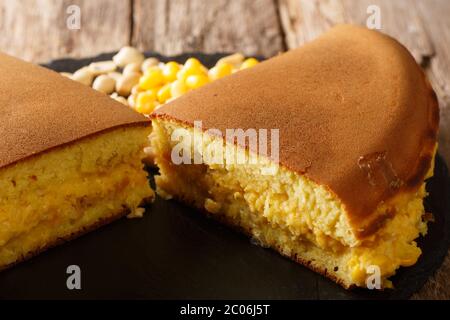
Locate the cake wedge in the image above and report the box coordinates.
[0,52,154,270]
[150,25,439,289]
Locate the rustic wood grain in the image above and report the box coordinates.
[0,0,131,63]
[278,0,450,300]
[409,0,450,300]
[278,0,434,64]
[415,0,450,165]
[132,0,285,57]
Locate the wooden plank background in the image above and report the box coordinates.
[0,0,449,299]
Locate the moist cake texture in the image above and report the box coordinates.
[0,52,154,269]
[0,127,153,269]
[151,25,439,288]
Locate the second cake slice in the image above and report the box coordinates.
[0,52,154,270]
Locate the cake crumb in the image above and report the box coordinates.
[204,198,221,214]
[127,207,145,219]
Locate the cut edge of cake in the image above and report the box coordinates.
[150,118,433,288]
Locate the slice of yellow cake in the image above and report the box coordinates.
[150,25,439,289]
[0,52,154,270]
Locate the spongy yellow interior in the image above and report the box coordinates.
[151,119,428,288]
[0,126,154,268]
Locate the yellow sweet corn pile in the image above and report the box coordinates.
[133,56,259,115]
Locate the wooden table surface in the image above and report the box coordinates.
[1,0,449,299]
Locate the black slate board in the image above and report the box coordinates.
[0,53,449,300]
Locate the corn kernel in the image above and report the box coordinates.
[240,58,259,69]
[209,62,233,80]
[217,53,245,68]
[170,80,188,98]
[185,74,210,89]
[138,89,157,102]
[135,91,157,114]
[177,64,206,82]
[157,84,172,103]
[143,65,160,75]
[139,68,165,90]
[162,61,180,82]
[184,57,202,69]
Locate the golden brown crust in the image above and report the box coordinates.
[0,52,150,170]
[151,25,439,238]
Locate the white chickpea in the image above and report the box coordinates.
[116,72,141,97]
[128,93,137,108]
[110,93,129,106]
[88,60,117,76]
[123,62,142,76]
[217,53,245,68]
[141,57,160,73]
[113,46,144,68]
[92,75,116,94]
[107,71,122,82]
[71,67,94,86]
[60,72,72,78]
